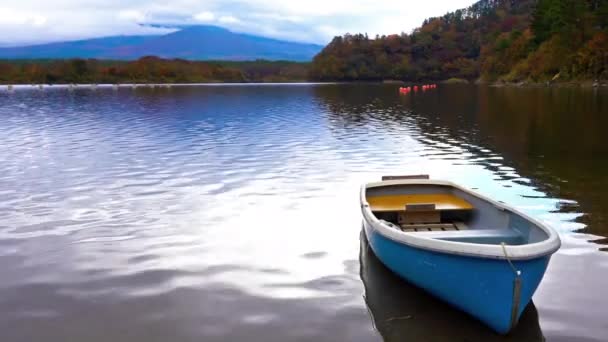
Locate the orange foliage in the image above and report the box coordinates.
[575,32,608,79]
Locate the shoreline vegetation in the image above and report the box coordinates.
[1,1,606,88]
[309,0,607,84]
[0,58,310,85]
[0,55,604,89]
[2,77,607,89]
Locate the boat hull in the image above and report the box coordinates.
[363,219,551,334]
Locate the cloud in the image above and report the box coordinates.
[118,10,145,22]
[218,15,240,24]
[0,8,46,27]
[194,11,215,22]
[316,25,341,38]
[249,13,304,23]
[0,0,476,46]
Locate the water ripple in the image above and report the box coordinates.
[0,84,606,341]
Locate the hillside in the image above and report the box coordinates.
[310,0,608,82]
[0,26,323,62]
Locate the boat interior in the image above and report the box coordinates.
[366,177,550,246]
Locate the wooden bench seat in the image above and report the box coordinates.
[408,229,523,245]
[367,194,473,212]
[368,193,474,224]
[400,222,468,232]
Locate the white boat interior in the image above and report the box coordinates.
[365,176,551,246]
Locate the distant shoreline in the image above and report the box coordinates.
[0,57,311,85]
[387,78,608,88]
[0,82,332,89]
[2,80,606,90]
[488,81,608,88]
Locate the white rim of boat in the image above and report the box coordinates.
[360,179,561,260]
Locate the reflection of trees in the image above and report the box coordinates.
[313,84,405,127]
[359,231,544,341]
[314,84,608,239]
[473,86,608,237]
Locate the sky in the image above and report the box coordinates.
[0,0,475,47]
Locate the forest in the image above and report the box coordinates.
[309,0,608,83]
[1,0,606,85]
[0,57,309,84]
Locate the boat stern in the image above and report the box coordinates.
[362,219,552,334]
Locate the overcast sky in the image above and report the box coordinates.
[0,0,474,46]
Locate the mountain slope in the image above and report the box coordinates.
[0,26,323,61]
[310,0,608,82]
[0,36,160,60]
[118,26,322,61]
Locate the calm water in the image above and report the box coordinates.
[0,84,607,341]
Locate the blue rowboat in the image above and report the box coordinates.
[359,230,544,340]
[360,175,560,334]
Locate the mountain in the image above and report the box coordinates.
[0,36,158,60]
[0,26,323,61]
[310,0,608,82]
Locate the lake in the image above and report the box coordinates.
[0,84,606,341]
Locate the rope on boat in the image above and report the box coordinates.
[501,242,522,332]
[501,242,521,277]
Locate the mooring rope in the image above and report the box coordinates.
[501,242,521,276]
[502,242,523,331]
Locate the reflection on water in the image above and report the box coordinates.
[315,84,608,239]
[0,84,607,341]
[360,231,543,341]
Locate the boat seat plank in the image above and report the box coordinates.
[382,174,429,181]
[400,223,456,230]
[406,228,516,238]
[454,222,468,231]
[368,194,473,212]
[399,211,441,224]
[405,229,523,245]
[400,222,467,232]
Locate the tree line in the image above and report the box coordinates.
[0,57,309,84]
[309,0,608,82]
